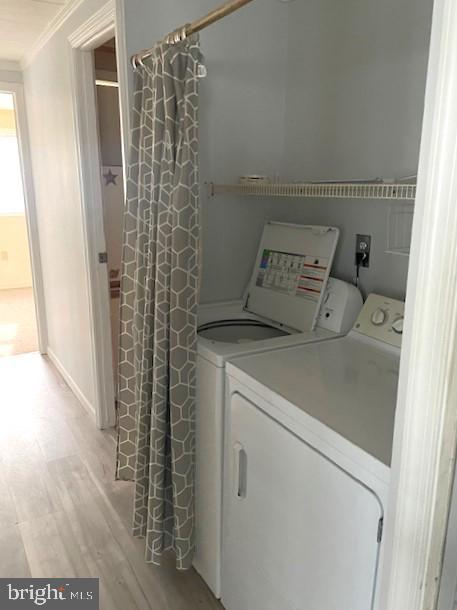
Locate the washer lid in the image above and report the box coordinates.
[244,222,339,332]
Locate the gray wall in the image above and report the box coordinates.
[96,84,123,167]
[94,44,122,167]
[122,0,433,303]
[279,0,433,300]
[283,0,433,181]
[122,0,290,303]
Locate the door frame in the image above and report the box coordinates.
[0,80,48,354]
[378,0,457,608]
[68,0,129,428]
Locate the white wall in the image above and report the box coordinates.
[23,0,111,411]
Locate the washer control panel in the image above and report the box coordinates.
[353,293,405,348]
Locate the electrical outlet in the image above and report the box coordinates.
[355,234,371,268]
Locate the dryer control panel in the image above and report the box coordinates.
[353,293,405,348]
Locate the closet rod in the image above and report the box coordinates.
[131,0,254,67]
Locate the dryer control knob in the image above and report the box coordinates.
[392,317,404,335]
[371,308,387,326]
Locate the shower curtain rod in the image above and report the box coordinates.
[131,0,254,67]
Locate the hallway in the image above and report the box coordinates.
[0,353,221,610]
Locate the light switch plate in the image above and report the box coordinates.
[386,204,414,256]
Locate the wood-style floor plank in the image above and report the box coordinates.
[0,353,222,610]
[0,470,17,529]
[0,526,31,578]
[19,512,79,578]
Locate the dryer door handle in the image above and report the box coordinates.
[233,442,247,499]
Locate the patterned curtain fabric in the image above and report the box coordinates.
[116,36,201,570]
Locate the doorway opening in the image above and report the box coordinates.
[93,37,124,392]
[0,92,38,357]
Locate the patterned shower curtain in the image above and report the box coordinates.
[116,36,201,570]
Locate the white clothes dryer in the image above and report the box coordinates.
[222,294,404,610]
[194,221,363,597]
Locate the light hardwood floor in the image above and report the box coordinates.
[0,353,222,610]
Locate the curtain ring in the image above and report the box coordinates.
[165,24,189,45]
[132,50,149,69]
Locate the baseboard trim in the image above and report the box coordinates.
[47,347,95,418]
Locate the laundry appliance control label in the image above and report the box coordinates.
[256,249,328,303]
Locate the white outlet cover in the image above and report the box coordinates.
[386,203,414,256]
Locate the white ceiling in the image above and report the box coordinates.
[0,0,71,62]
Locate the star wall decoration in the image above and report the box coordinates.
[103,169,118,186]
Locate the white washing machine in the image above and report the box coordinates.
[222,293,404,610]
[194,221,363,597]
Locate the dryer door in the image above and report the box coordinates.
[222,392,383,610]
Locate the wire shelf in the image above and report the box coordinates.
[209,182,416,201]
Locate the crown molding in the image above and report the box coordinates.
[68,2,115,49]
[0,59,21,72]
[20,0,86,69]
